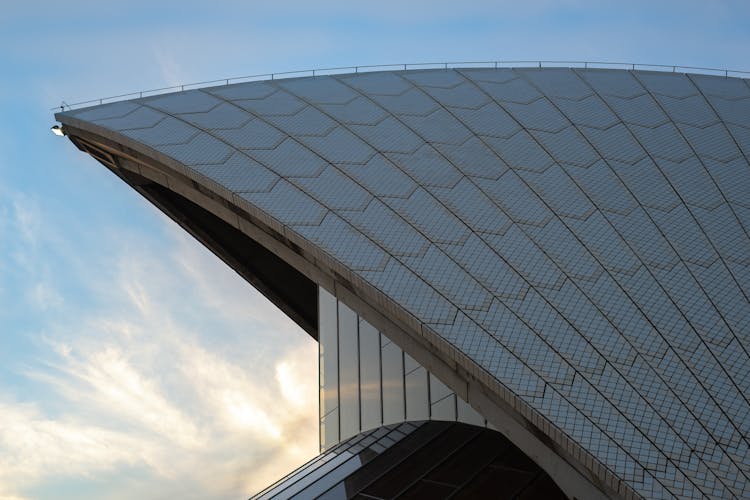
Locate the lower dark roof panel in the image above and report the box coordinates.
[252,421,567,500]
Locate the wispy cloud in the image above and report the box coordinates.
[152,44,186,88]
[0,191,318,499]
[25,282,64,311]
[0,190,61,317]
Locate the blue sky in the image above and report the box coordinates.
[1,1,748,498]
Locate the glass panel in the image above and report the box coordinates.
[315,481,348,500]
[450,465,535,499]
[404,352,420,374]
[405,367,429,421]
[381,335,405,425]
[319,288,338,420]
[430,394,456,421]
[338,302,360,440]
[399,480,455,498]
[270,448,355,499]
[457,397,485,427]
[291,455,364,499]
[341,422,441,496]
[425,430,504,486]
[257,442,346,499]
[322,409,340,450]
[361,423,476,499]
[359,319,382,432]
[320,415,325,451]
[429,373,453,404]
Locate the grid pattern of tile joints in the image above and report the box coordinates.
[62,67,750,499]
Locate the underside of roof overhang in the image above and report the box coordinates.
[65,127,319,340]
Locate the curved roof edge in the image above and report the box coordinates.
[57,65,750,499]
[56,114,628,500]
[54,60,750,112]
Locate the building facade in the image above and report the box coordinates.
[56,66,750,499]
[319,288,489,450]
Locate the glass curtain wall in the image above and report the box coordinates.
[319,287,486,450]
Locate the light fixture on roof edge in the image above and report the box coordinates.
[50,125,64,136]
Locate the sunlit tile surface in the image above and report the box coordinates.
[61,68,750,499]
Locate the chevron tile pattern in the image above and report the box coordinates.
[61,68,750,499]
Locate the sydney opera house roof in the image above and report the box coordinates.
[56,65,750,499]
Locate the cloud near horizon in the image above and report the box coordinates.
[0,192,318,500]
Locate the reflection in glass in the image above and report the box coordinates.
[319,288,338,418]
[381,339,405,425]
[316,481,347,500]
[318,287,488,449]
[295,455,363,499]
[272,448,354,499]
[430,375,457,421]
[322,409,339,451]
[405,367,429,421]
[457,397,485,427]
[404,352,420,373]
[359,320,382,432]
[431,395,457,421]
[319,288,339,450]
[338,302,360,440]
[430,373,452,404]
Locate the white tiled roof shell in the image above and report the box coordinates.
[61,68,750,499]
